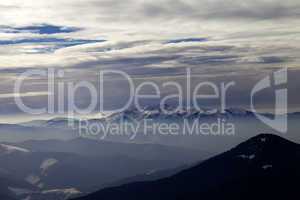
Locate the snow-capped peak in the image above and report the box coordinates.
[105,106,255,122]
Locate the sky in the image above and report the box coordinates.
[0,0,299,120]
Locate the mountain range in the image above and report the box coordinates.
[5,107,297,151]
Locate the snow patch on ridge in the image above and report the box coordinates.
[40,158,58,175]
[238,154,256,160]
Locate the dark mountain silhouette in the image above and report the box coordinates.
[101,165,190,189]
[74,134,300,200]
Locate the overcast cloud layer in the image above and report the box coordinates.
[0,0,299,117]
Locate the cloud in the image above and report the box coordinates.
[0,37,106,53]
[259,56,291,64]
[179,55,239,66]
[83,0,300,22]
[0,0,299,114]
[0,38,104,46]
[0,24,82,34]
[165,38,208,44]
[0,4,19,10]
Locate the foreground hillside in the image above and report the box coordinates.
[74,134,300,200]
